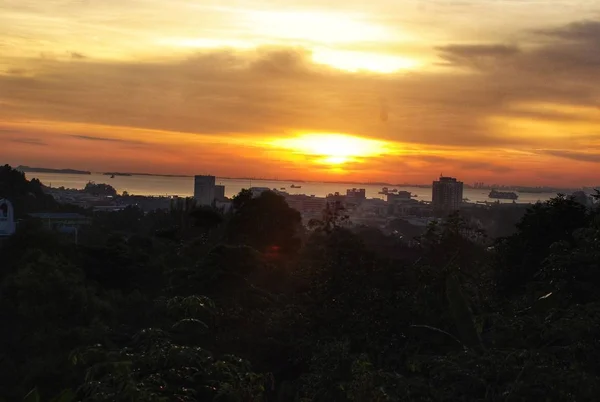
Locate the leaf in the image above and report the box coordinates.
[23,388,40,402]
[50,389,76,402]
[446,274,484,350]
[172,318,209,333]
[410,324,465,349]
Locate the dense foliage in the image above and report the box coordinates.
[83,182,118,197]
[1,164,600,401]
[0,164,58,217]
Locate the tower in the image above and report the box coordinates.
[194,175,216,206]
[432,176,463,213]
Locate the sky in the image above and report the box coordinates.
[1,0,600,186]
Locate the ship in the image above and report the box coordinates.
[489,189,518,200]
[290,184,302,189]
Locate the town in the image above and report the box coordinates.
[2,171,596,244]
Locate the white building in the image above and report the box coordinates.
[194,175,216,206]
[0,199,16,237]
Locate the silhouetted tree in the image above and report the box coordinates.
[225,190,301,254]
[496,195,588,293]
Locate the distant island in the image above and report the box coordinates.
[103,172,133,177]
[17,165,91,175]
[102,172,191,178]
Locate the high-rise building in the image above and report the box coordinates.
[432,176,463,213]
[214,185,226,201]
[194,175,216,206]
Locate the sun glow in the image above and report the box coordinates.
[266,133,396,166]
[247,11,392,45]
[312,48,420,73]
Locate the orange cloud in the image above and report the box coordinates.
[2,119,599,186]
[2,6,600,187]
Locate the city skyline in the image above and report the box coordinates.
[13,164,599,191]
[2,1,600,186]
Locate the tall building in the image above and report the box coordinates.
[214,185,226,201]
[432,176,463,213]
[194,175,216,206]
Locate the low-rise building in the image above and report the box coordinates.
[346,188,366,201]
[0,199,16,237]
[387,191,412,203]
[214,185,226,201]
[283,194,327,221]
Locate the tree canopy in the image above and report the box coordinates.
[225,190,302,254]
[1,164,600,401]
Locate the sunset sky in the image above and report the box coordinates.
[2,0,600,186]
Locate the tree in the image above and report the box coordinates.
[83,182,117,197]
[495,195,588,293]
[540,205,600,303]
[225,190,301,254]
[0,164,58,217]
[190,206,224,231]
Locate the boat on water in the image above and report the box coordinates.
[110,174,115,179]
[378,187,389,195]
[290,184,302,189]
[489,189,518,200]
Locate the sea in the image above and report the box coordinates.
[25,172,559,204]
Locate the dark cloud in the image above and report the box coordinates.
[538,149,600,163]
[459,161,514,173]
[0,128,48,145]
[70,135,143,144]
[70,52,87,60]
[436,44,520,69]
[8,137,48,146]
[536,20,600,42]
[5,68,28,76]
[248,48,313,76]
[400,154,514,173]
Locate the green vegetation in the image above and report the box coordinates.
[1,164,600,401]
[83,182,117,197]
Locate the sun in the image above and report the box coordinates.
[266,133,394,166]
